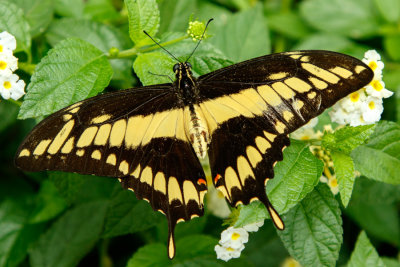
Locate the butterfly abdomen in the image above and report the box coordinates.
[185,105,209,159]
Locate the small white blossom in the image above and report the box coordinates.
[0,73,25,100]
[362,50,384,80]
[291,118,322,140]
[215,244,244,261]
[0,31,16,53]
[207,187,231,219]
[220,226,249,249]
[282,257,302,267]
[339,89,366,113]
[0,53,17,74]
[365,80,393,99]
[361,96,383,124]
[243,220,264,232]
[320,175,339,195]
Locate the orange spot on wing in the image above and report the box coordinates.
[214,174,221,184]
[197,178,207,186]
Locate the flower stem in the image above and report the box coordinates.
[7,98,22,107]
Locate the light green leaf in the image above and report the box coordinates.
[374,0,400,22]
[235,140,323,227]
[133,51,175,85]
[54,0,84,18]
[382,257,400,267]
[0,1,31,53]
[127,235,219,266]
[384,34,400,61]
[102,187,161,238]
[352,121,400,184]
[348,231,385,267]
[29,201,108,267]
[278,184,343,267]
[125,0,160,44]
[12,0,53,37]
[299,0,379,38]
[210,4,270,62]
[267,12,311,40]
[322,125,376,154]
[189,56,233,77]
[158,0,197,34]
[331,152,355,207]
[83,0,120,22]
[46,18,133,83]
[18,38,113,119]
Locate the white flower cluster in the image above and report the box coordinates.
[320,174,339,195]
[329,50,392,126]
[215,220,264,261]
[0,31,25,101]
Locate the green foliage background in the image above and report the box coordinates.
[1,0,400,266]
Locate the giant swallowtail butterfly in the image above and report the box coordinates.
[15,45,373,258]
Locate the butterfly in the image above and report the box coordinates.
[15,47,373,258]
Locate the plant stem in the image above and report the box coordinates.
[7,98,22,107]
[99,239,113,267]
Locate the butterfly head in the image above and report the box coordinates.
[173,62,196,95]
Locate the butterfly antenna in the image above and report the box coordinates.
[143,30,181,63]
[185,18,214,63]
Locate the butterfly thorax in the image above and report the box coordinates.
[173,62,209,159]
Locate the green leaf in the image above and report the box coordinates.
[0,1,31,53]
[158,0,197,34]
[54,0,84,18]
[18,38,113,119]
[189,56,233,77]
[322,125,376,154]
[210,5,270,62]
[127,235,219,266]
[374,0,400,22]
[0,199,43,267]
[331,152,355,207]
[29,201,108,267]
[293,33,359,54]
[0,100,18,132]
[12,0,53,37]
[348,231,385,267]
[384,34,400,61]
[299,0,379,38]
[46,18,133,84]
[382,257,400,267]
[125,0,160,44]
[351,177,400,205]
[278,184,343,267]
[102,187,161,238]
[133,51,175,85]
[49,172,117,205]
[352,121,400,184]
[267,12,311,40]
[29,180,67,224]
[235,140,323,227]
[83,0,120,22]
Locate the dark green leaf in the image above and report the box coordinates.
[29,201,108,267]
[299,0,379,38]
[18,38,113,119]
[133,51,175,85]
[210,5,270,62]
[0,100,18,132]
[268,12,311,39]
[12,0,53,37]
[46,18,133,84]
[384,34,400,61]
[83,0,120,22]
[127,235,220,266]
[235,140,323,227]
[331,151,355,207]
[0,1,31,53]
[102,187,161,238]
[125,0,160,44]
[158,0,197,34]
[351,177,400,205]
[348,231,385,267]
[278,184,343,267]
[352,121,400,184]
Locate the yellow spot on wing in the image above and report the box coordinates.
[237,156,255,184]
[283,110,294,121]
[91,114,111,124]
[246,146,263,168]
[225,167,242,195]
[131,164,141,178]
[275,121,286,134]
[142,112,170,145]
[330,66,353,78]
[263,131,276,142]
[216,186,230,201]
[106,154,117,165]
[255,136,271,153]
[140,166,153,185]
[19,149,30,157]
[285,77,312,93]
[69,107,80,114]
[308,77,328,89]
[308,91,317,99]
[63,114,72,121]
[153,109,179,139]
[119,160,129,175]
[61,137,74,153]
[125,115,153,149]
[268,205,284,230]
[257,85,282,106]
[91,150,101,160]
[183,180,199,204]
[302,63,340,84]
[268,72,288,80]
[168,176,183,203]
[272,82,295,99]
[154,172,166,194]
[76,149,84,156]
[110,119,126,147]
[33,139,52,156]
[77,126,98,148]
[355,65,366,74]
[48,120,75,154]
[94,124,111,146]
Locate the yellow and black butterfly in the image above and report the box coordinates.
[15,38,373,258]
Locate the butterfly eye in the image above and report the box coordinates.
[185,62,192,68]
[173,63,180,72]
